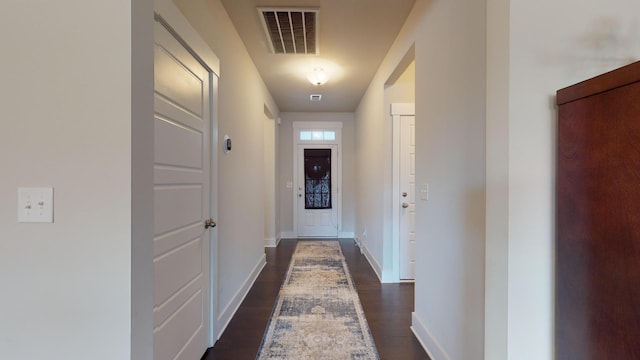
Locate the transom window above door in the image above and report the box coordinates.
[299,130,336,141]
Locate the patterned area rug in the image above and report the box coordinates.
[256,241,380,360]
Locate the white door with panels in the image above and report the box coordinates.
[297,144,339,237]
[153,21,214,360]
[399,115,416,280]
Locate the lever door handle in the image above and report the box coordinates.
[205,218,217,229]
[402,203,409,209]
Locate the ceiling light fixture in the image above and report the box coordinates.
[307,68,328,86]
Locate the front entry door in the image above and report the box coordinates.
[153,21,212,360]
[297,145,338,237]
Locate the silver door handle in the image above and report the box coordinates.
[205,218,217,229]
[402,203,409,208]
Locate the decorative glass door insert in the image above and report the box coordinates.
[304,148,331,209]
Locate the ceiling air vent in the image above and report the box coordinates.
[258,7,319,54]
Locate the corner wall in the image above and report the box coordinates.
[355,0,486,358]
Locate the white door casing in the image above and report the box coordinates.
[399,114,416,279]
[392,103,416,281]
[264,114,277,246]
[292,122,342,238]
[153,21,214,360]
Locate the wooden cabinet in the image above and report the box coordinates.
[556,61,640,359]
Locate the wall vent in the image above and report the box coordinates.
[310,94,322,101]
[258,7,319,54]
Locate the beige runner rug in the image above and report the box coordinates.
[256,240,380,359]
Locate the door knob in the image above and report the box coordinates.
[204,218,217,229]
[402,203,409,208]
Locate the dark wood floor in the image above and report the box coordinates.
[203,238,429,360]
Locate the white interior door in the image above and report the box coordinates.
[153,21,212,360]
[297,145,338,237]
[400,115,416,280]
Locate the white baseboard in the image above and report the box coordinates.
[264,236,281,248]
[354,238,383,283]
[215,253,266,339]
[363,246,383,283]
[411,312,450,360]
[354,236,362,249]
[381,269,400,283]
[353,237,400,283]
[280,231,354,239]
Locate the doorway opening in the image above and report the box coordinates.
[384,45,415,282]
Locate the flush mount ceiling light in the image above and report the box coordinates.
[307,68,328,86]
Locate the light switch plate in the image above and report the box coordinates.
[18,187,54,223]
[420,183,429,201]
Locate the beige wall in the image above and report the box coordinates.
[278,112,356,237]
[385,60,416,104]
[356,0,486,359]
[0,1,154,358]
[412,0,487,357]
[173,0,279,336]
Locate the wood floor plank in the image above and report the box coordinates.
[203,239,430,360]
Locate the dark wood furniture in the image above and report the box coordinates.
[556,61,640,359]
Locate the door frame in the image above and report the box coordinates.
[264,112,278,247]
[296,144,339,237]
[391,103,415,282]
[292,121,343,238]
[154,10,220,347]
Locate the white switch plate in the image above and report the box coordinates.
[420,183,429,201]
[18,187,54,223]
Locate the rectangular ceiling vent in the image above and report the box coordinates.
[258,7,319,55]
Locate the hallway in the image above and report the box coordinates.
[205,239,429,360]
[5,0,633,358]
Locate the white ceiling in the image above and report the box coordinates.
[220,0,416,112]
